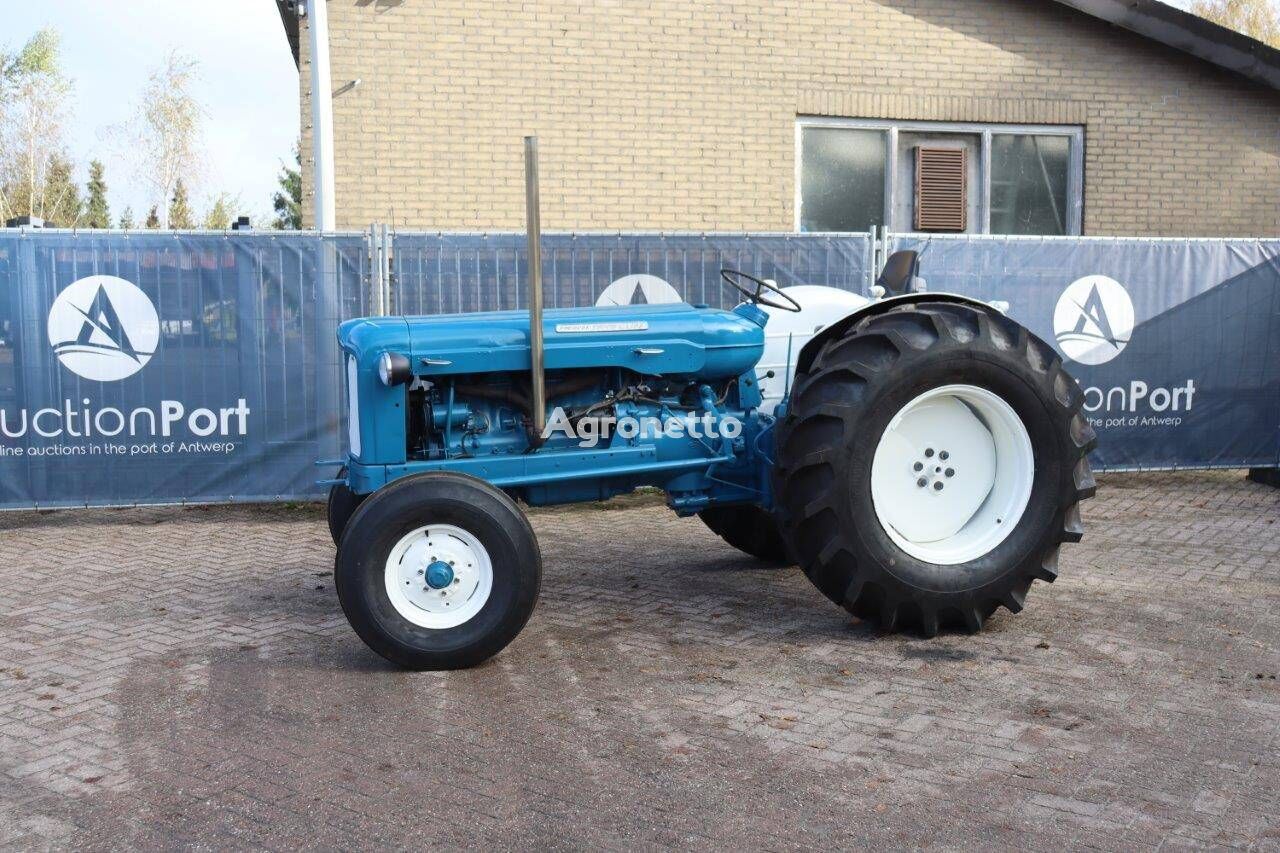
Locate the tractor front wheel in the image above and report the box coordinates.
[773,301,1096,636]
[335,472,541,669]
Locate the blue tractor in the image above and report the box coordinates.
[327,260,1096,669]
[326,138,1093,669]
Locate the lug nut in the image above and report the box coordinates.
[939,451,949,461]
[934,482,944,491]
[925,448,935,458]
[945,468,955,477]
[916,477,927,488]
[913,462,923,472]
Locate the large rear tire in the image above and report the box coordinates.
[335,472,541,669]
[698,505,789,564]
[773,301,1096,636]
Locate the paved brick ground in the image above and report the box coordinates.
[0,471,1276,850]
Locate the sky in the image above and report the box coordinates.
[2,0,298,224]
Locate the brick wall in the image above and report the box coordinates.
[296,0,1280,236]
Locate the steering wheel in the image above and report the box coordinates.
[720,269,802,313]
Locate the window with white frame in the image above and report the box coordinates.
[797,118,1084,235]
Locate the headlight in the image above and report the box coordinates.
[377,352,412,386]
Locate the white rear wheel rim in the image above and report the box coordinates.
[384,524,494,629]
[870,384,1034,566]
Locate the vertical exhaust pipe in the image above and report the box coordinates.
[524,137,547,445]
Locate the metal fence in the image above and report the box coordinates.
[0,227,1276,508]
[387,232,872,315]
[0,229,871,508]
[0,231,370,507]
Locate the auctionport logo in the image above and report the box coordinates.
[0,274,251,448]
[594,274,683,307]
[542,406,742,448]
[47,275,160,381]
[1053,275,1134,366]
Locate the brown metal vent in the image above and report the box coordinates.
[914,147,967,232]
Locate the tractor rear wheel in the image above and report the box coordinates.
[773,301,1096,636]
[698,505,789,564]
[335,471,541,669]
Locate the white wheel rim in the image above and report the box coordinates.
[870,384,1034,566]
[384,524,494,629]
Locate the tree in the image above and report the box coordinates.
[118,206,135,229]
[84,159,110,228]
[0,26,60,102]
[203,192,234,229]
[168,177,193,229]
[1191,0,1280,48]
[0,28,72,222]
[124,51,203,228]
[144,205,160,228]
[42,152,81,226]
[271,142,302,229]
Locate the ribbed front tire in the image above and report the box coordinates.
[773,301,1096,636]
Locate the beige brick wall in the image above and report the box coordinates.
[297,0,1280,236]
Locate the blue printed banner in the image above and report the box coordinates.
[888,235,1280,471]
[0,230,1275,508]
[0,231,871,507]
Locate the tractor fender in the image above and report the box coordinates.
[794,292,1004,375]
